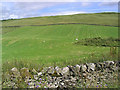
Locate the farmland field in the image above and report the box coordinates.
[2,25,118,67]
[1,13,119,70]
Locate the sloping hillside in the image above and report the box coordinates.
[2,12,118,68]
[2,13,118,26]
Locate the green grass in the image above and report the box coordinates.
[2,13,118,26]
[2,24,118,69]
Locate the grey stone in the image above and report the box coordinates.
[81,64,87,72]
[55,66,62,75]
[75,64,81,73]
[61,82,64,86]
[70,77,77,82]
[48,67,55,74]
[68,66,77,76]
[87,63,95,72]
[38,72,42,76]
[95,63,103,70]
[61,67,69,76]
[105,61,114,66]
[11,67,20,77]
[41,67,49,75]
[34,75,39,80]
[49,84,58,88]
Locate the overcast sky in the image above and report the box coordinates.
[1,2,118,20]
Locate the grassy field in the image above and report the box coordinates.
[1,13,119,70]
[2,24,118,68]
[2,13,118,26]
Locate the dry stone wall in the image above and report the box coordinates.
[2,61,119,88]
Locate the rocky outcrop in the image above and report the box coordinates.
[2,61,119,88]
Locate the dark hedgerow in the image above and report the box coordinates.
[75,37,120,47]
